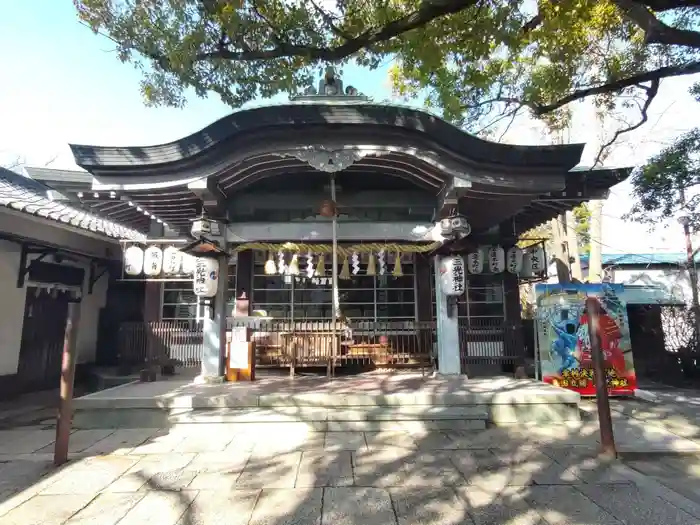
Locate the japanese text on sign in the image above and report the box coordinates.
[194,259,207,294]
[452,258,464,294]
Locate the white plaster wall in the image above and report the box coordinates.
[0,241,28,376]
[76,269,108,364]
[612,268,691,304]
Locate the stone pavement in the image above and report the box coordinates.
[2,419,700,524]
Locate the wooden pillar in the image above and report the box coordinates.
[54,298,82,466]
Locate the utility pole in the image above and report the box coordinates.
[588,200,604,283]
[679,188,700,346]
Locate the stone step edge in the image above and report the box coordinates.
[70,408,489,422]
[73,398,579,410]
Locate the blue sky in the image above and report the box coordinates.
[1,1,699,253]
[0,2,397,169]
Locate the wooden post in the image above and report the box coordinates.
[586,296,617,459]
[54,299,82,467]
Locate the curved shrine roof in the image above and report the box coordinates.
[69,101,585,175]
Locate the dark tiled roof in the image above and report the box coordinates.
[0,168,145,241]
[69,102,586,170]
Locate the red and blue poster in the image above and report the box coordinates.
[534,283,637,396]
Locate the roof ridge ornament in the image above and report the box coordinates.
[287,146,368,173]
[290,65,369,102]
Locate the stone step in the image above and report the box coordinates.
[71,405,489,431]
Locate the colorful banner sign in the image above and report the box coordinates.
[535,283,637,396]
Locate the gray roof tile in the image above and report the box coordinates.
[0,168,145,241]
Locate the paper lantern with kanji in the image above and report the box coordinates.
[123,245,144,276]
[506,246,523,274]
[163,246,182,275]
[488,246,505,273]
[467,250,484,274]
[181,253,196,275]
[143,246,163,277]
[521,245,546,277]
[193,257,219,297]
[439,255,466,296]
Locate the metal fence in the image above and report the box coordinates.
[117,319,436,372]
[458,318,515,372]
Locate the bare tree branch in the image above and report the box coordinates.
[192,0,481,62]
[593,79,660,166]
[614,0,700,48]
[534,62,700,115]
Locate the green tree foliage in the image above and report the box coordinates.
[573,204,591,255]
[519,204,590,254]
[627,126,700,231]
[75,0,700,138]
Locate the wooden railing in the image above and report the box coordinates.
[117,319,437,371]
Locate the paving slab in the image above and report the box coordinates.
[40,455,139,495]
[127,429,187,454]
[326,431,367,451]
[576,482,700,525]
[322,487,397,525]
[0,429,58,454]
[523,485,623,525]
[178,489,259,525]
[236,451,302,489]
[36,429,115,454]
[0,494,96,525]
[390,486,469,525]
[117,489,198,525]
[456,486,549,525]
[352,448,415,487]
[186,451,250,490]
[105,453,196,493]
[364,431,418,450]
[296,450,353,487]
[611,421,700,453]
[399,450,468,487]
[78,428,160,456]
[248,488,322,525]
[64,492,146,524]
[251,430,326,456]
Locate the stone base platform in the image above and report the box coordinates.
[72,374,580,430]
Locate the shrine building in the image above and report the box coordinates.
[0,71,630,392]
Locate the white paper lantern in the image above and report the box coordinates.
[467,250,483,274]
[123,245,144,276]
[163,246,182,275]
[506,246,523,274]
[528,245,546,275]
[488,246,505,273]
[181,253,196,275]
[193,257,219,297]
[439,255,466,296]
[521,245,546,277]
[143,246,163,277]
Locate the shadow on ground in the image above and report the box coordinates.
[1,378,700,523]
